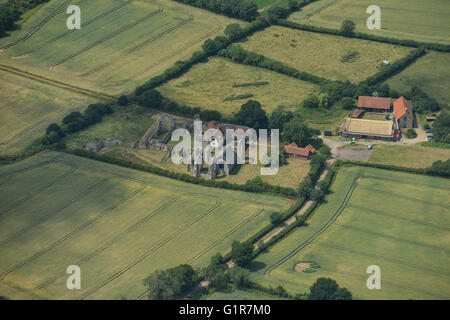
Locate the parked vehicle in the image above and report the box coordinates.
[427,136,435,141]
[368,144,373,150]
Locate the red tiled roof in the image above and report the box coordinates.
[284,142,311,157]
[426,116,436,121]
[304,144,316,154]
[394,96,413,120]
[357,96,391,110]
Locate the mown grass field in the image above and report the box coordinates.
[289,0,450,45]
[206,289,276,300]
[368,144,450,168]
[240,26,412,83]
[0,69,97,154]
[249,165,450,299]
[386,52,450,109]
[158,57,320,116]
[0,0,240,94]
[0,152,292,300]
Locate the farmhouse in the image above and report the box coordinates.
[284,142,316,159]
[342,118,397,141]
[357,96,392,112]
[394,96,414,128]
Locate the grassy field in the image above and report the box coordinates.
[0,152,292,300]
[289,0,450,45]
[386,52,450,109]
[0,69,97,154]
[249,165,450,299]
[158,57,320,116]
[368,144,450,168]
[0,0,240,95]
[240,26,412,83]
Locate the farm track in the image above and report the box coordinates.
[0,177,112,248]
[114,25,223,86]
[258,0,282,13]
[36,194,181,289]
[264,176,360,276]
[0,64,114,101]
[17,0,136,57]
[319,242,450,278]
[0,176,147,283]
[49,8,164,68]
[348,204,450,232]
[0,160,77,217]
[83,16,195,77]
[0,0,73,50]
[78,199,222,299]
[302,0,341,20]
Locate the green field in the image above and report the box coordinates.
[289,0,450,45]
[158,57,319,116]
[206,289,276,300]
[368,144,450,168]
[249,165,450,299]
[0,69,97,154]
[0,0,240,94]
[386,52,450,109]
[240,26,412,83]
[0,152,292,300]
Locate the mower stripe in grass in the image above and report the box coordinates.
[78,199,222,299]
[17,0,137,57]
[83,15,195,77]
[49,8,165,68]
[36,194,181,289]
[0,176,147,283]
[0,160,77,217]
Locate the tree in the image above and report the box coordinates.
[231,240,254,267]
[138,89,163,109]
[303,94,319,108]
[310,189,325,202]
[309,277,352,300]
[143,264,198,300]
[288,0,299,12]
[46,123,65,138]
[340,20,356,37]
[228,267,251,289]
[283,117,321,148]
[233,100,268,130]
[340,97,356,110]
[405,128,417,139]
[269,106,293,130]
[118,95,129,106]
[432,111,450,143]
[270,212,283,225]
[224,23,243,41]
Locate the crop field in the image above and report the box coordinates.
[289,0,450,45]
[158,57,319,116]
[368,144,450,168]
[0,0,240,95]
[240,25,412,83]
[249,165,450,299]
[386,52,450,108]
[206,289,276,300]
[0,152,292,300]
[0,69,97,154]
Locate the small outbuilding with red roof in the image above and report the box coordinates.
[284,142,316,159]
[393,96,414,128]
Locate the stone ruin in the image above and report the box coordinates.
[86,138,122,152]
[132,113,176,154]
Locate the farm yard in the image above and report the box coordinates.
[386,51,450,108]
[158,57,319,116]
[0,69,97,154]
[0,0,241,94]
[0,152,292,300]
[249,165,450,299]
[240,25,413,83]
[288,0,450,45]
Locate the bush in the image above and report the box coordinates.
[270,212,283,225]
[404,128,417,139]
[117,95,129,106]
[231,240,254,267]
[323,130,332,136]
[340,20,355,37]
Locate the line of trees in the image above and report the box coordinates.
[172,0,259,21]
[0,0,49,36]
